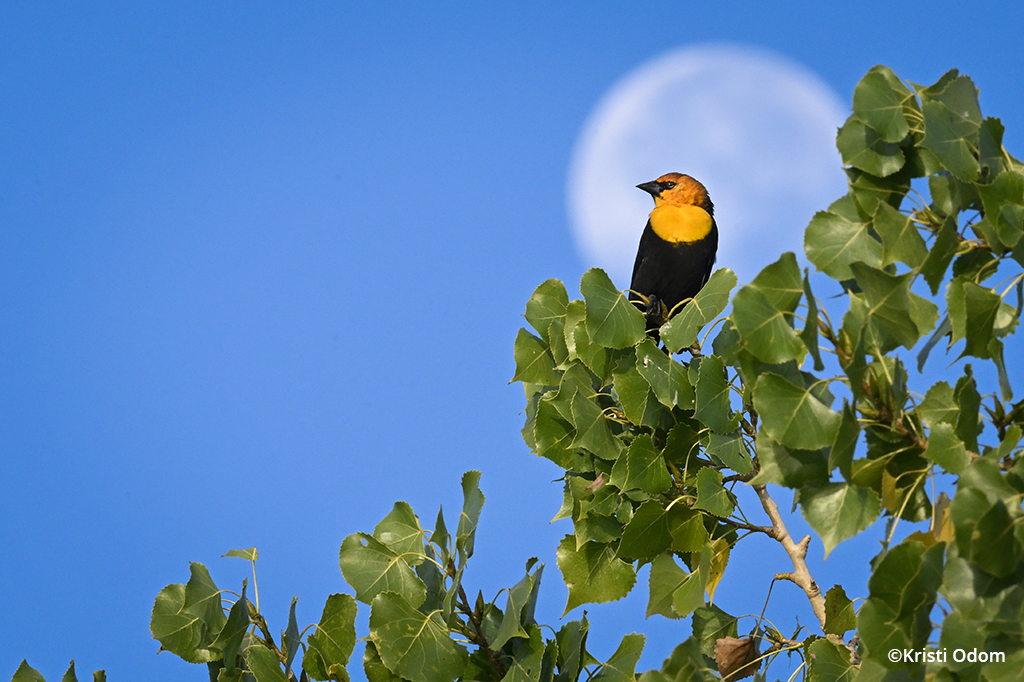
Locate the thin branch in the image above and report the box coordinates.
[456,582,507,677]
[753,484,827,631]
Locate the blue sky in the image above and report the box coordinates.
[3,3,1024,680]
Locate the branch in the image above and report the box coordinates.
[753,484,826,631]
[455,582,507,677]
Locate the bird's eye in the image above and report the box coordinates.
[662,181,676,190]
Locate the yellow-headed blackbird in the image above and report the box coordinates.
[629,173,718,340]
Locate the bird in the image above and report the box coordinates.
[629,173,718,345]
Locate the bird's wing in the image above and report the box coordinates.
[629,222,657,299]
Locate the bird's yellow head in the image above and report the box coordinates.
[637,173,715,244]
[636,173,713,213]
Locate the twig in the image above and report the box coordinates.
[753,484,826,630]
[456,583,507,676]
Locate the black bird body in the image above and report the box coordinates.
[629,173,719,336]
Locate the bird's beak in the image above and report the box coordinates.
[636,180,662,197]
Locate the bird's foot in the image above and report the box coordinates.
[644,294,667,331]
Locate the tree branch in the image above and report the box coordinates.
[753,484,826,631]
[455,581,507,677]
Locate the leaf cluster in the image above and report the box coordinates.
[141,473,647,682]
[513,66,1024,681]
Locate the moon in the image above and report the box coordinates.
[567,44,849,288]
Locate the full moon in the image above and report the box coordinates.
[568,44,849,288]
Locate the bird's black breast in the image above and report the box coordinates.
[629,220,718,318]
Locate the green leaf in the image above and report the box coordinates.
[501,625,547,682]
[921,99,980,181]
[525,279,569,342]
[556,535,636,615]
[609,434,672,495]
[580,268,647,349]
[618,500,674,562]
[490,569,538,650]
[948,278,1002,358]
[667,505,708,553]
[836,117,905,177]
[972,500,1021,577]
[282,597,300,675]
[548,318,569,367]
[554,617,591,682]
[730,285,806,364]
[564,300,616,382]
[661,420,701,471]
[923,423,969,475]
[978,116,1006,178]
[12,661,47,682]
[846,166,911,218]
[805,638,856,682]
[635,339,694,409]
[149,562,226,664]
[753,373,841,451]
[512,328,561,386]
[694,355,738,434]
[749,252,803,313]
[151,583,207,663]
[919,71,982,124]
[705,431,752,475]
[859,542,944,662]
[991,339,1014,402]
[339,533,426,607]
[917,381,958,429]
[304,594,358,682]
[920,215,960,295]
[591,633,645,682]
[546,361,595,422]
[830,402,860,481]
[850,262,930,352]
[660,268,737,352]
[369,591,467,682]
[611,364,665,430]
[750,431,829,488]
[533,399,579,468]
[246,645,290,682]
[691,604,739,659]
[929,172,964,217]
[693,467,734,517]
[223,547,258,561]
[373,502,426,566]
[798,482,881,557]
[673,546,711,618]
[646,552,689,619]
[456,470,484,563]
[575,512,621,547]
[954,364,983,452]
[824,585,857,636]
[978,170,1024,250]
[801,272,824,371]
[363,642,402,682]
[872,201,928,269]
[211,579,249,676]
[852,69,911,143]
[804,209,883,280]
[569,392,623,460]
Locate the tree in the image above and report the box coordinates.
[13,65,1024,682]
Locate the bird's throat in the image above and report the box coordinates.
[649,204,714,244]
